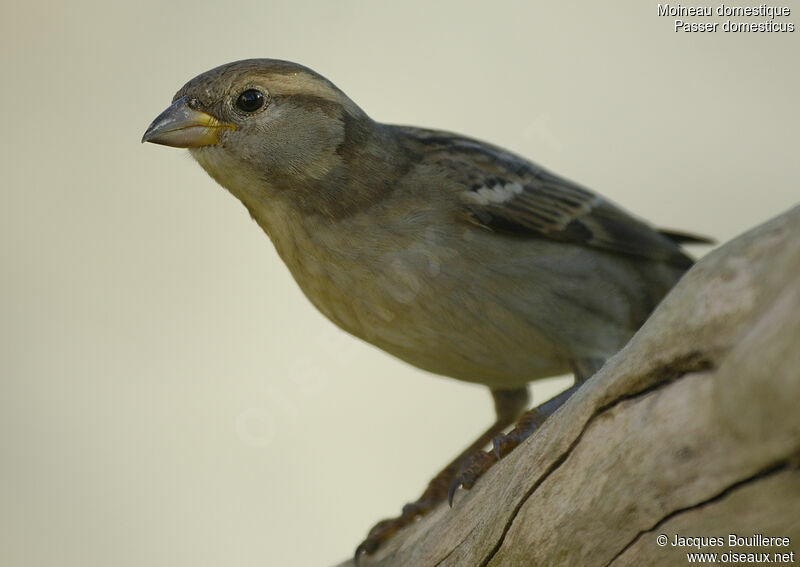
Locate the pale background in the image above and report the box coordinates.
[1,1,797,566]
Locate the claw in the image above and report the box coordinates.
[447,477,461,507]
[353,504,427,563]
[353,528,383,565]
[492,432,518,459]
[355,532,384,566]
[354,543,367,566]
[492,436,503,459]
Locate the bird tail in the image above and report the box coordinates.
[657,229,715,246]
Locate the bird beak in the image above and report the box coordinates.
[142,97,235,148]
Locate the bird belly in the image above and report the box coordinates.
[251,200,668,389]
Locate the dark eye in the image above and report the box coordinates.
[236,89,265,112]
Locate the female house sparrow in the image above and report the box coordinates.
[143,59,708,559]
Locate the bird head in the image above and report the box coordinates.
[142,59,381,215]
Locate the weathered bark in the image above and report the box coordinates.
[337,205,800,567]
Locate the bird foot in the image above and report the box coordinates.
[354,387,567,561]
[448,407,548,505]
[354,498,438,564]
[447,450,498,505]
[354,446,475,563]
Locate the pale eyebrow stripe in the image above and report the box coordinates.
[265,72,362,114]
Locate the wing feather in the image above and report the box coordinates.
[401,127,704,268]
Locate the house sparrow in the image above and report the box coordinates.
[143,59,708,560]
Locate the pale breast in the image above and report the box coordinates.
[247,197,608,387]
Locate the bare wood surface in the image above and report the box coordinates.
[336,204,800,567]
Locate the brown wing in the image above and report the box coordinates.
[463,169,697,268]
[401,127,702,268]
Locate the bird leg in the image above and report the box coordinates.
[354,386,529,562]
[447,357,603,504]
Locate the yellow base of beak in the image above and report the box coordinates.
[142,97,235,148]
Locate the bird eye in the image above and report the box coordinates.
[235,89,265,112]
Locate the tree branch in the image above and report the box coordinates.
[336,204,800,567]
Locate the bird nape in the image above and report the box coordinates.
[143,58,710,562]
